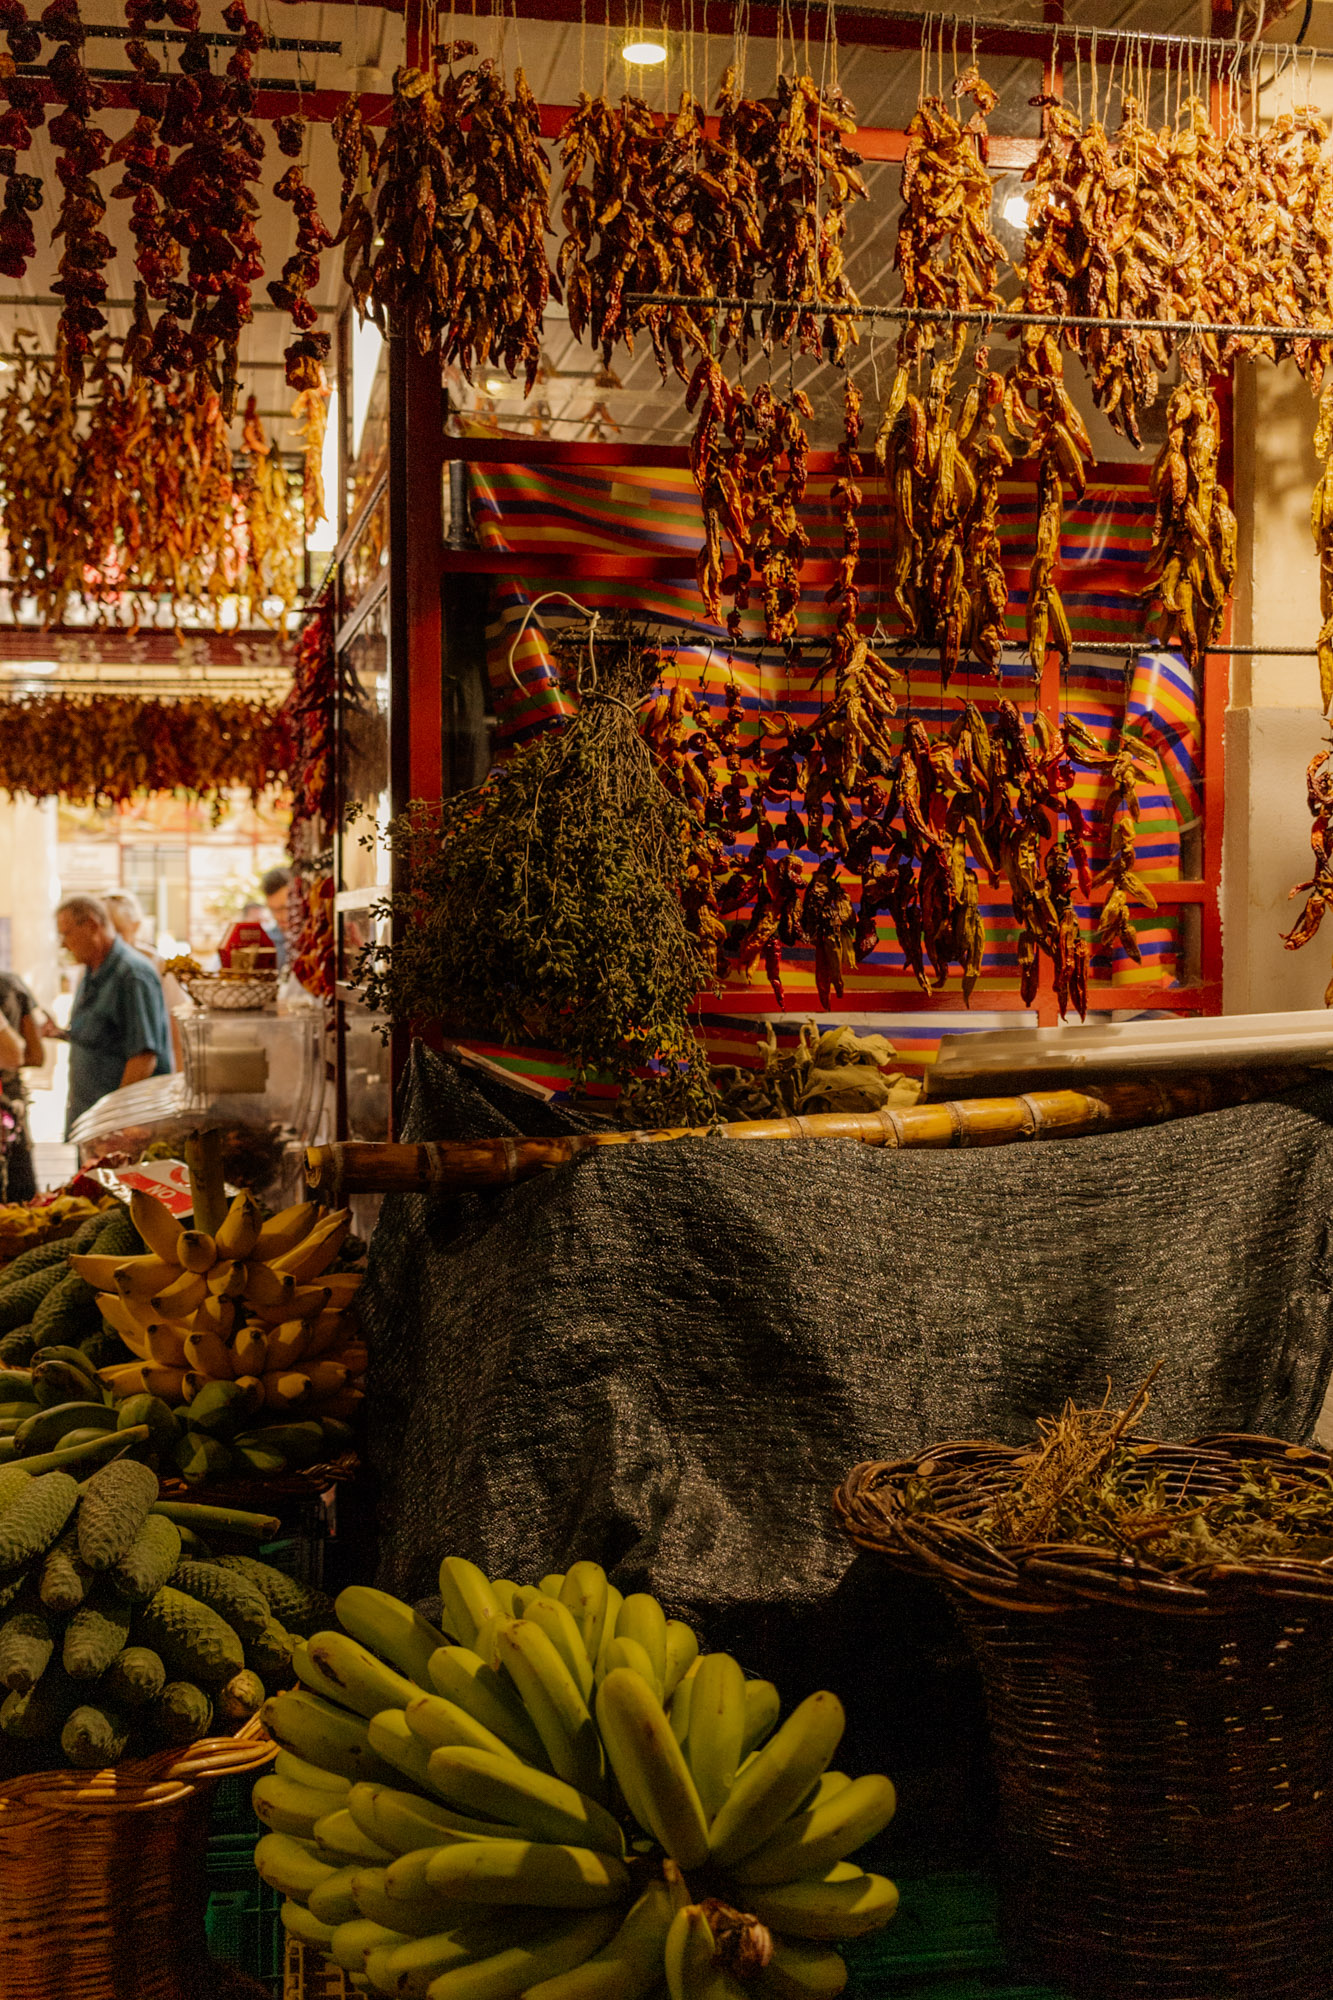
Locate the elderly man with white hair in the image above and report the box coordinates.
[48,894,173,1138]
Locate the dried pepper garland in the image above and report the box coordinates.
[0,693,287,808]
[0,342,302,624]
[0,17,45,281]
[44,0,112,391]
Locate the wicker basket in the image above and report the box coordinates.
[835,1434,1333,2000]
[182,973,280,1013]
[0,1713,277,2000]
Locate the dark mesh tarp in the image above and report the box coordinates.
[358,1046,1333,1863]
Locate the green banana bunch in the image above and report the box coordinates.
[255,1559,899,2000]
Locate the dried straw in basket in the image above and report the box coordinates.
[0,1713,276,2000]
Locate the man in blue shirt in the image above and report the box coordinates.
[50,895,174,1137]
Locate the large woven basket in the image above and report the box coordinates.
[0,1713,276,2000]
[835,1434,1333,2000]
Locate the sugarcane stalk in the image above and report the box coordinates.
[185,1128,227,1240]
[305,1067,1310,1200]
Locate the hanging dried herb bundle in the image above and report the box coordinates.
[361,618,717,1122]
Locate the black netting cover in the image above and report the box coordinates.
[357,1046,1333,1864]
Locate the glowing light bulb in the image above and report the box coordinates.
[1002,193,1030,231]
[621,38,667,64]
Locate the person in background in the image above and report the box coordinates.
[0,971,44,1201]
[104,890,184,1071]
[261,866,293,973]
[48,894,173,1138]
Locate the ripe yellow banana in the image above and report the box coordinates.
[282,1898,337,1946]
[527,1594,595,1702]
[308,1864,364,1926]
[663,1622,699,1701]
[275,1750,351,1797]
[540,1573,566,1598]
[684,1652,747,1823]
[215,1192,263,1261]
[594,1668,709,1871]
[263,1318,313,1371]
[184,1331,234,1379]
[707,1692,845,1867]
[741,1681,781,1757]
[755,1938,849,2000]
[300,1308,348,1362]
[406,1692,520,1762]
[145,1323,190,1368]
[263,1689,397,1783]
[233,1325,268,1375]
[297,1631,420,1720]
[426,1645,553,1770]
[559,1562,611,1663]
[438,1557,506,1661]
[70,1253,131,1291]
[729,1773,897,1886]
[97,1296,151,1360]
[131,1188,184,1262]
[176,1229,217,1274]
[669,1677,694,1748]
[270,1210,351,1282]
[495,1617,605,1799]
[254,1771,333,1839]
[616,1595,667,1693]
[420,1907,623,2000]
[367,1709,439,1794]
[423,1837,631,1909]
[250,1285,331,1327]
[245,1262,298,1310]
[207,1260,249,1299]
[198,1295,237,1339]
[312,1808,395,1864]
[378,1924,527,1999]
[97,1361,186,1402]
[525,1878,675,2000]
[352,1865,457,1938]
[741,1866,898,1941]
[152,1268,209,1317]
[116,1254,181,1299]
[424,1745,623,1857]
[252,1202,320,1262]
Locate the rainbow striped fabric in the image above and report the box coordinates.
[464,457,1201,1083]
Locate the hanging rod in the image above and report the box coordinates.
[0,295,334,314]
[627,294,1333,345]
[73,26,340,52]
[15,64,325,90]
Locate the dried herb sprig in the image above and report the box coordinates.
[361,616,717,1123]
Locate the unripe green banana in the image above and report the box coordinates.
[263,1689,398,1784]
[282,1898,339,1947]
[594,1667,709,1870]
[662,1622,699,1700]
[426,1745,624,1856]
[367,1707,439,1794]
[438,1557,506,1663]
[422,1836,631,1908]
[732,1774,896,1886]
[755,1938,849,2000]
[254,1830,339,1902]
[329,1918,410,1976]
[741,1681,781,1757]
[298,1630,421,1720]
[664,1904,724,2000]
[602,1635,662,1702]
[309,1864,365,1926]
[336,1585,448,1691]
[313,1807,396,1864]
[593,1586,624,1683]
[684,1652,747,1823]
[422,1906,622,2000]
[427,1643,551,1769]
[495,1617,605,1798]
[406,1690,521,1762]
[348,1780,529,1854]
[527,1593,595,1702]
[741,1866,899,1941]
[525,1878,675,2000]
[707,1692,844,1866]
[253,1772,336,1840]
[275,1748,352,1798]
[615,1595,667,1693]
[560,1561,611,1663]
[383,1918,550,2000]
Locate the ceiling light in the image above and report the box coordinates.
[621,38,667,64]
[484,375,507,395]
[1002,193,1030,231]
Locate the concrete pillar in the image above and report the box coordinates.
[0,796,59,1004]
[1225,360,1332,1013]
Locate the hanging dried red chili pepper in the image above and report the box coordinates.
[43,0,112,390]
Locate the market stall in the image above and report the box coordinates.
[3,1,1333,1999]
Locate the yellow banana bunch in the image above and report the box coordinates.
[81,1192,366,1426]
[257,1563,898,2000]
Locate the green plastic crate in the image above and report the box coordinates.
[843,1875,1072,2000]
[206,1823,283,1995]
